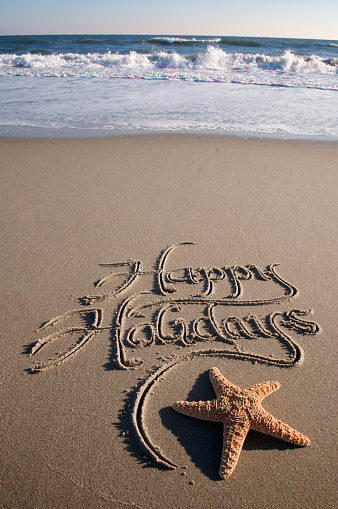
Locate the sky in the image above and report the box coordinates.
[0,0,337,40]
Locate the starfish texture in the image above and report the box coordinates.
[173,367,310,479]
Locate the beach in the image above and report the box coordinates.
[0,134,337,508]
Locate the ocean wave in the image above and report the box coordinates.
[28,49,51,56]
[147,36,222,45]
[1,48,336,72]
[324,57,338,66]
[7,36,37,45]
[75,38,103,44]
[0,48,336,89]
[220,38,261,47]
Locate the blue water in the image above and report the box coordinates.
[0,34,337,138]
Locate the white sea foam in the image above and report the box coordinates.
[149,36,222,43]
[1,76,337,139]
[0,48,336,90]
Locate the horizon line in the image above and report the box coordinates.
[0,33,336,42]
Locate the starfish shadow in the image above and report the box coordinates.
[160,370,300,481]
[243,430,301,451]
[160,405,224,480]
[160,370,223,480]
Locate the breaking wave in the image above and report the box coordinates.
[0,47,337,89]
[145,36,222,45]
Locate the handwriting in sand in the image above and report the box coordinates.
[29,242,320,371]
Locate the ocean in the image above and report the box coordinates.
[0,34,337,138]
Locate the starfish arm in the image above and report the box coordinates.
[219,415,251,479]
[251,408,310,446]
[172,399,223,422]
[248,381,281,402]
[209,367,240,398]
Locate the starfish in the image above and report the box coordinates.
[172,367,310,479]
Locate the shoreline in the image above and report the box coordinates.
[1,124,338,142]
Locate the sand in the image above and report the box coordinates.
[0,135,337,509]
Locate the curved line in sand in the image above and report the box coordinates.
[131,317,303,470]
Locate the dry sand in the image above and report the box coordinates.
[0,135,337,508]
